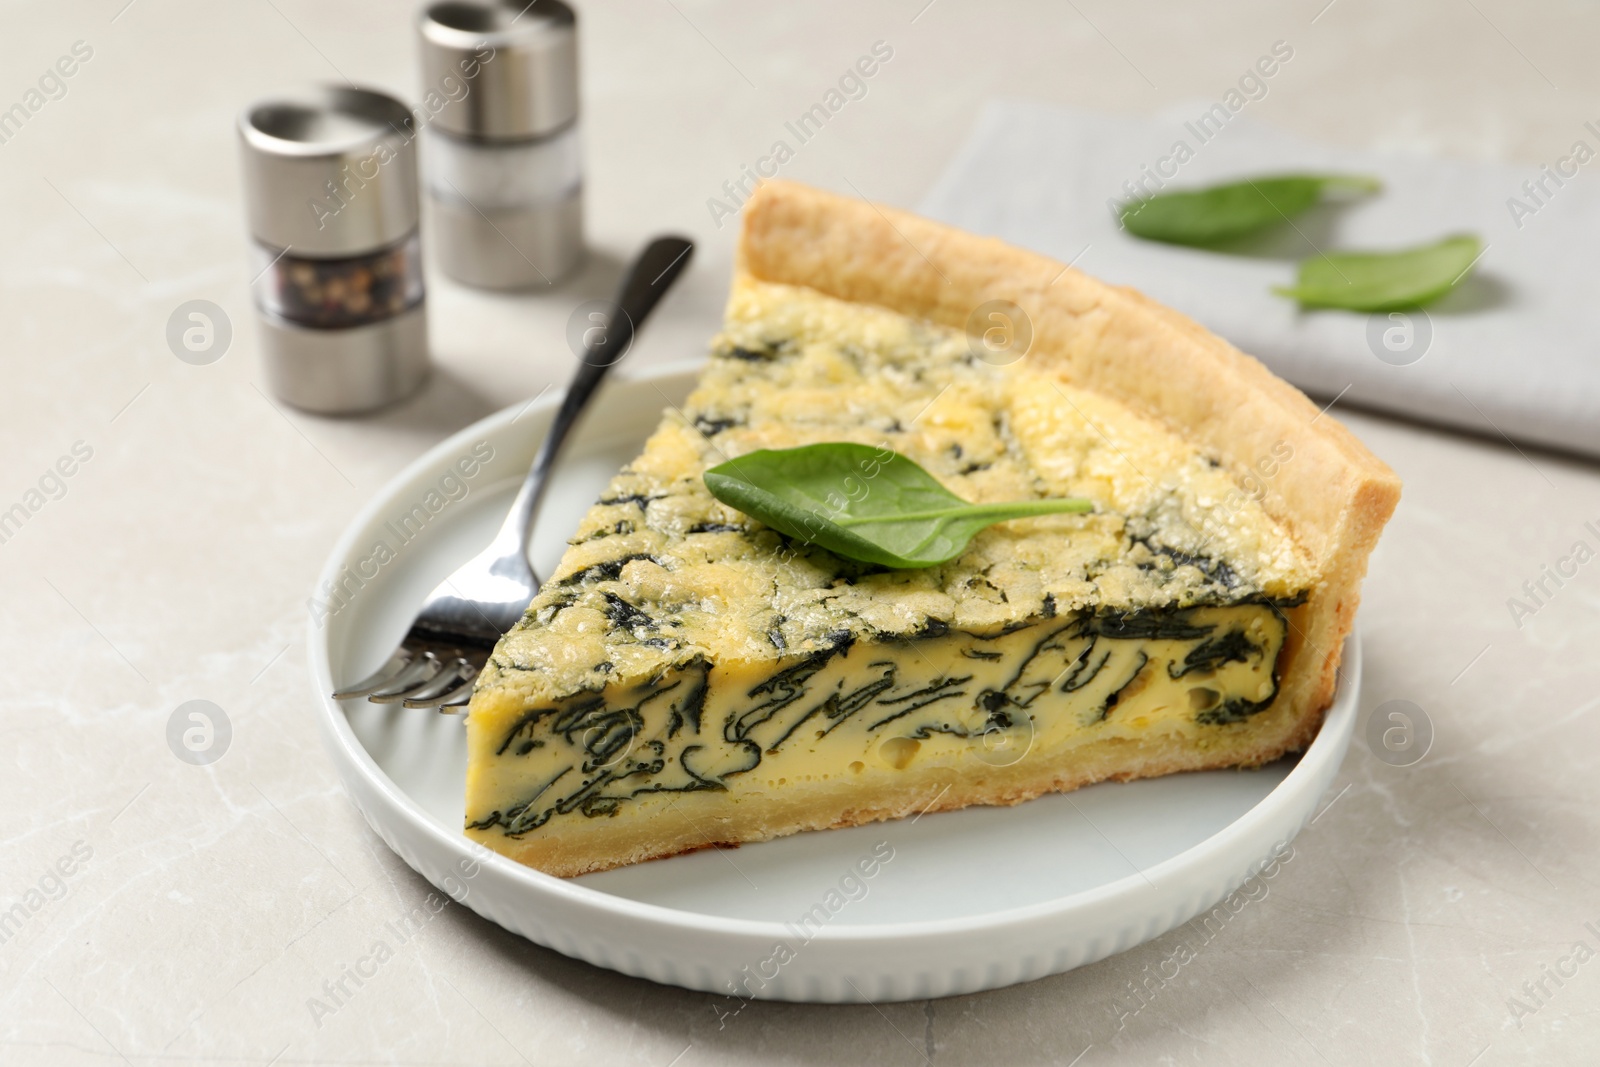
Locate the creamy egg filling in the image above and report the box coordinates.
[467,603,1286,840]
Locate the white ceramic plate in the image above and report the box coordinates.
[308,361,1359,1003]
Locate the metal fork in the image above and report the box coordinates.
[332,235,696,713]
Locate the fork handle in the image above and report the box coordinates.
[495,235,697,564]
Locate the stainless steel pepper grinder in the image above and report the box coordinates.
[418,0,584,289]
[238,85,430,414]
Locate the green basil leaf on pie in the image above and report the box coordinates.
[704,443,1093,569]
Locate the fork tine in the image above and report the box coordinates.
[434,677,478,713]
[400,658,477,708]
[367,653,443,703]
[332,650,415,700]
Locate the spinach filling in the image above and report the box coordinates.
[469,602,1291,838]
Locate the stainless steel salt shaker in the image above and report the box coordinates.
[418,0,584,288]
[238,86,430,414]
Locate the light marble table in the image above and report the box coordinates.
[3,1,1597,1064]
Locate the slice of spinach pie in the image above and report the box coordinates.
[463,180,1400,878]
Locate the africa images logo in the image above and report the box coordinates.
[308,441,496,627]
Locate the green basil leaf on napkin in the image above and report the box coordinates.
[1121,174,1382,246]
[703,443,1093,569]
[1272,234,1482,311]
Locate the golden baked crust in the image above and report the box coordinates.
[734,180,1399,770]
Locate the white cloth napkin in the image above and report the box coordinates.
[919,98,1600,459]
